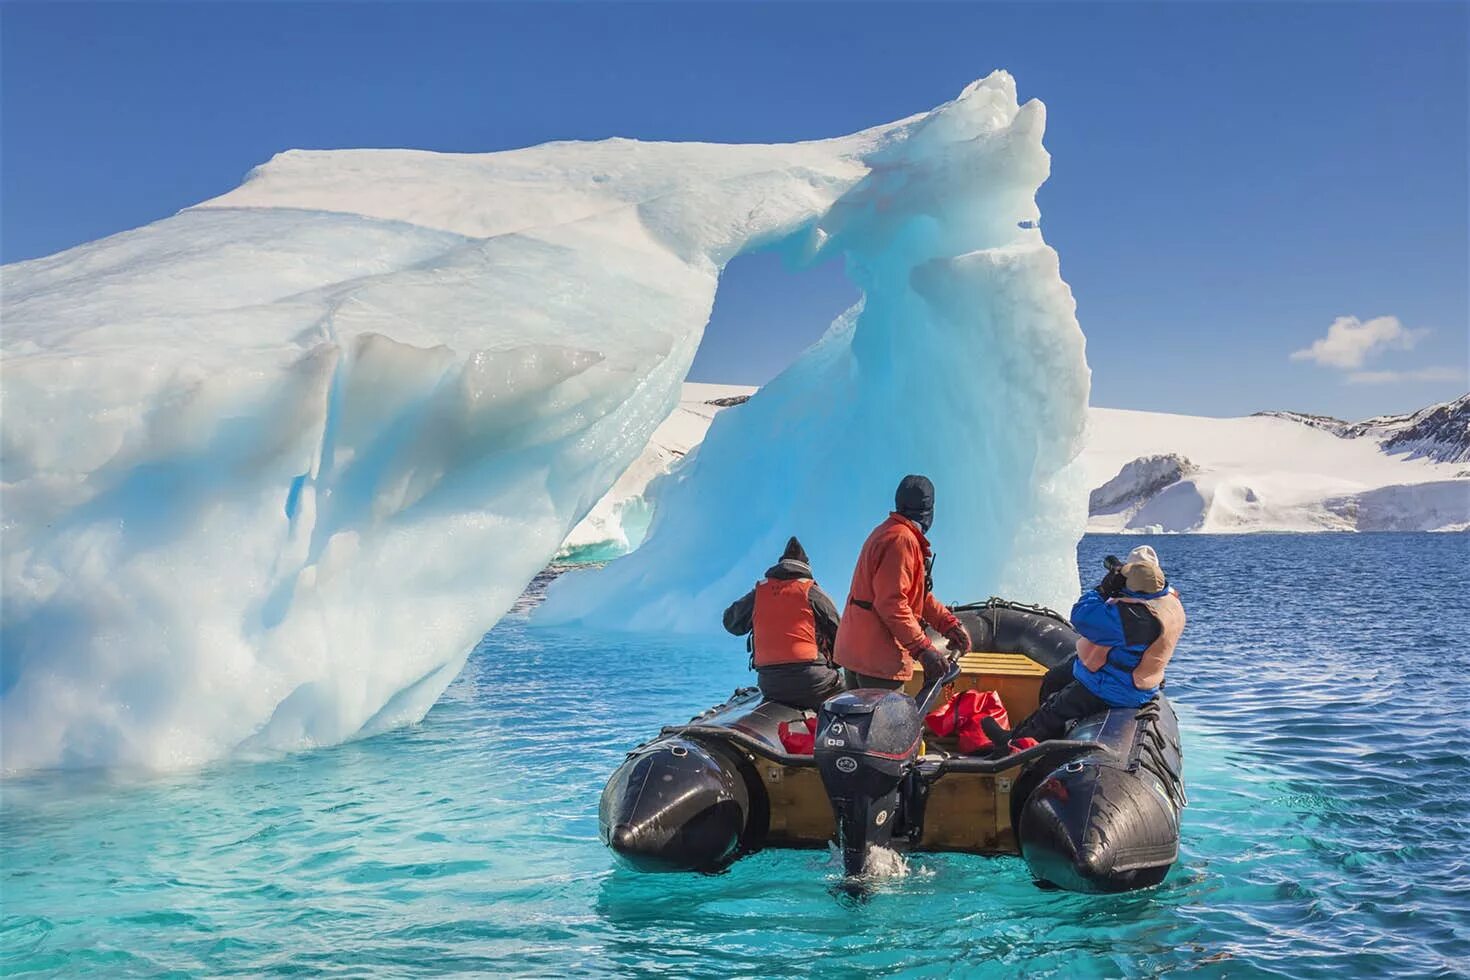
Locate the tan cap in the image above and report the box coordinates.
[1122,545,1166,593]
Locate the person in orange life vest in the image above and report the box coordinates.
[833,475,971,691]
[982,545,1186,750]
[722,536,845,710]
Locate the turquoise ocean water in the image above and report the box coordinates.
[3,533,1468,977]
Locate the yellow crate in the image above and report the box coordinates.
[910,651,1049,720]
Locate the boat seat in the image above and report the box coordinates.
[683,689,808,758]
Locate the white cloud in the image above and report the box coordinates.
[1290,315,1427,369]
[1346,366,1467,385]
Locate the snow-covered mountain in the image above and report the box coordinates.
[1081,401,1467,533]
[1256,393,1470,464]
[563,389,1470,551]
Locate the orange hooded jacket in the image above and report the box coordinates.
[834,513,960,681]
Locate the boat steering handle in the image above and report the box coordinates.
[915,656,963,716]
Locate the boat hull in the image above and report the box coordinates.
[600,736,757,873]
[1016,697,1185,892]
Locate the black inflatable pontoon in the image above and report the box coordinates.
[600,598,1185,893]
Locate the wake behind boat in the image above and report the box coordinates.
[599,599,1186,893]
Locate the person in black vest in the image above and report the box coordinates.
[722,537,844,709]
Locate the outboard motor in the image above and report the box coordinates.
[815,690,924,877]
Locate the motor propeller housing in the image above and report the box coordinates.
[814,689,925,876]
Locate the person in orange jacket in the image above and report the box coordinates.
[834,475,971,690]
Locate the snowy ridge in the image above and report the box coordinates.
[1253,411,1361,439]
[1376,395,1470,464]
[1254,393,1470,464]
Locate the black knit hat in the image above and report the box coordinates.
[781,536,810,564]
[895,475,935,532]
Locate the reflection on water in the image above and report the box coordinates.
[3,534,1468,976]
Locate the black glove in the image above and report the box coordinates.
[1098,555,1126,597]
[916,645,951,682]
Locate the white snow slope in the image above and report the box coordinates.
[1082,407,1468,533]
[1,72,1084,772]
[561,389,1469,553]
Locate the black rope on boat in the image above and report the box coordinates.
[947,596,1072,627]
[1137,749,1187,810]
[1125,702,1188,810]
[685,688,761,725]
[933,739,1114,775]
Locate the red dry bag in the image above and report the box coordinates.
[924,689,1013,755]
[777,716,817,755]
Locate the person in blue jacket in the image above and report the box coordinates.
[983,546,1186,750]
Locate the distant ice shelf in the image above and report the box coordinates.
[559,388,1469,552]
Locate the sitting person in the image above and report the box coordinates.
[983,546,1186,750]
[722,537,845,710]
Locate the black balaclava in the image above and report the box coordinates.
[894,475,935,533]
[780,536,810,564]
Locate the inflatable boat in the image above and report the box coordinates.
[600,599,1185,893]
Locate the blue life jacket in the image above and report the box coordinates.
[1069,588,1167,708]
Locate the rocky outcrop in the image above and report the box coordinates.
[1089,454,1199,516]
[1376,395,1470,464]
[705,394,751,408]
[1252,411,1360,439]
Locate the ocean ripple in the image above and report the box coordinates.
[3,533,1467,977]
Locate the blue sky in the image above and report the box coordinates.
[2,2,1465,419]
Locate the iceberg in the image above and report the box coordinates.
[557,384,752,561]
[0,71,1087,772]
[537,78,1089,632]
